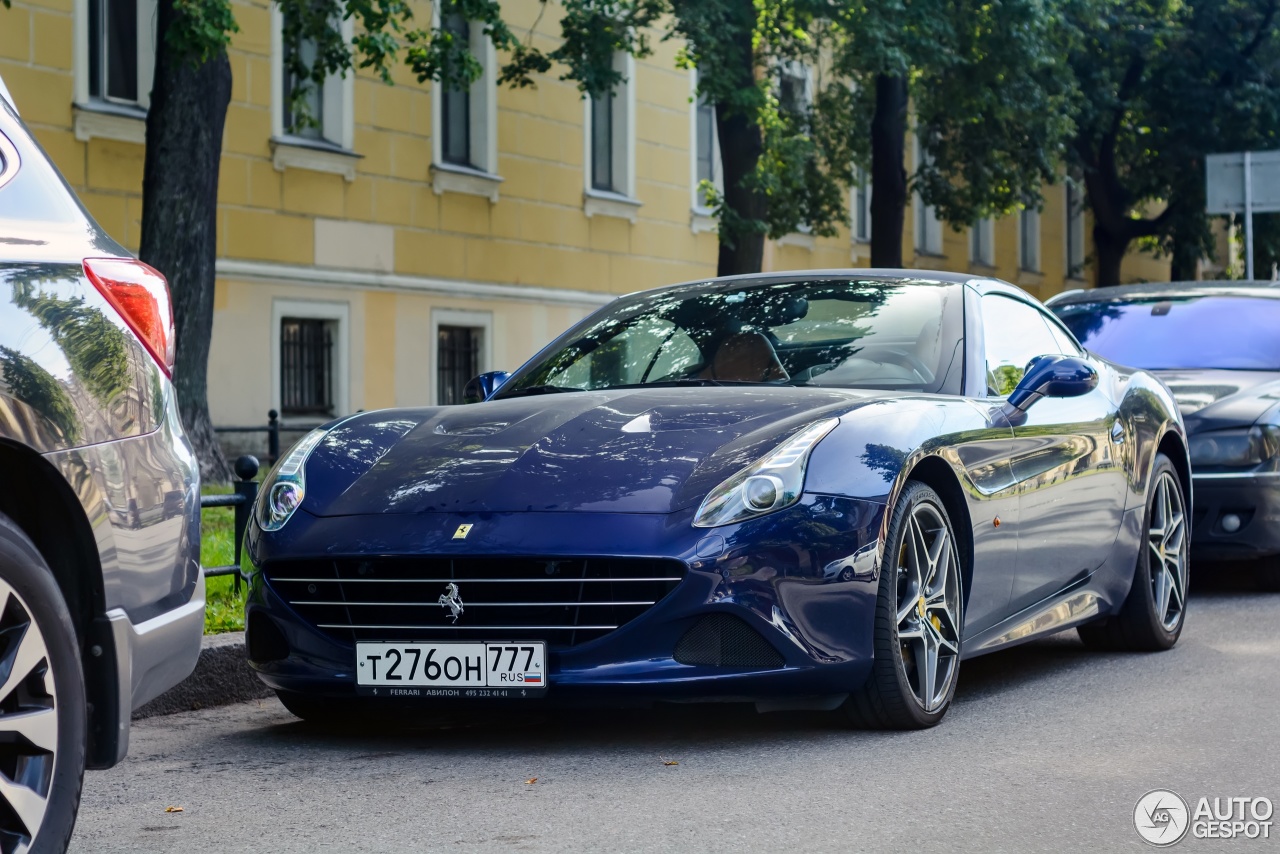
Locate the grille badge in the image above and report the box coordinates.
[438,582,465,623]
[453,524,473,540]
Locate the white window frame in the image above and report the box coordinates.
[271,298,350,423]
[913,136,943,256]
[583,51,640,221]
[430,308,493,405]
[71,0,156,142]
[430,6,502,202]
[970,217,995,267]
[1065,178,1086,279]
[270,9,358,180]
[689,68,722,234]
[1019,207,1042,272]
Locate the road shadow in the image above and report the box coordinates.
[215,559,1272,754]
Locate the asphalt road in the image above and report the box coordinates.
[72,566,1279,853]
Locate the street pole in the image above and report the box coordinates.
[1245,150,1255,280]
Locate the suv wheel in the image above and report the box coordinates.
[0,514,86,853]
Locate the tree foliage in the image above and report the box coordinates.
[828,0,1077,266]
[1065,0,1280,284]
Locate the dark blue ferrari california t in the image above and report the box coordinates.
[244,271,1190,729]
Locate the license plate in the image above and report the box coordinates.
[355,642,546,698]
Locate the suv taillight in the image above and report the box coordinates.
[82,258,175,377]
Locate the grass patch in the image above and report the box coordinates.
[201,483,247,635]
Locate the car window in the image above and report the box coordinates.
[1054,295,1280,370]
[548,316,702,388]
[500,279,961,396]
[981,294,1070,395]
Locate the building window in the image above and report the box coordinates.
[437,325,482,405]
[970,218,994,266]
[590,92,614,192]
[272,10,354,150]
[584,52,636,203]
[280,318,335,417]
[1020,207,1041,272]
[852,167,872,243]
[440,12,472,166]
[86,0,156,109]
[694,92,717,208]
[281,29,323,140]
[1066,180,1086,279]
[913,137,943,255]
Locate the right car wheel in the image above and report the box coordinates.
[0,513,86,854]
[1079,453,1188,651]
[841,481,964,729]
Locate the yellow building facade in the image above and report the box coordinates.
[0,0,1170,429]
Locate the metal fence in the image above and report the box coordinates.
[200,455,260,592]
[213,409,282,466]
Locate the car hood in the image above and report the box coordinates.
[302,386,884,516]
[1152,369,1280,431]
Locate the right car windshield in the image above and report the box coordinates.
[1054,295,1280,370]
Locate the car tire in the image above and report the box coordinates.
[841,481,964,729]
[1078,454,1188,652]
[0,513,86,854]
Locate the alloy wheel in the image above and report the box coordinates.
[0,578,58,853]
[894,503,962,712]
[1148,471,1188,633]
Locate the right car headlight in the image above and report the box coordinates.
[693,418,838,528]
[255,427,330,531]
[1189,424,1280,467]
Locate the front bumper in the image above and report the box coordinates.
[244,495,886,708]
[1191,472,1280,561]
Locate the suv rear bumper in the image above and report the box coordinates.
[103,571,205,763]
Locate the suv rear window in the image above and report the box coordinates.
[0,123,86,225]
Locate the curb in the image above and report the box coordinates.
[133,631,273,719]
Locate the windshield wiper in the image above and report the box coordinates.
[498,385,581,399]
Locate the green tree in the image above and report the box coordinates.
[831,0,1077,267]
[1065,0,1280,286]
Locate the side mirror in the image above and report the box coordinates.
[462,371,511,404]
[1007,355,1098,412]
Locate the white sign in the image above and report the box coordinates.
[1206,150,1280,214]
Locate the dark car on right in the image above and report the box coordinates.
[1048,282,1280,589]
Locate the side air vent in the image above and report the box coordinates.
[674,614,785,668]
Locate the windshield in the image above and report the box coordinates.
[497,278,961,397]
[1054,295,1280,371]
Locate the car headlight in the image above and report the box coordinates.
[693,418,838,528]
[1189,425,1280,467]
[254,427,330,531]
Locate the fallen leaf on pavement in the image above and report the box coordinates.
[525,778,538,785]
[164,806,184,813]
[662,760,679,766]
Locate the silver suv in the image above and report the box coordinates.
[0,78,203,849]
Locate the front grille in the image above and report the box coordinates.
[265,557,686,648]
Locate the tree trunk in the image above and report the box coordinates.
[714,16,766,277]
[139,0,234,483]
[715,102,766,276]
[1093,224,1127,288]
[869,74,908,268]
[1168,241,1199,282]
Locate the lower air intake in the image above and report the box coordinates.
[673,614,784,668]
